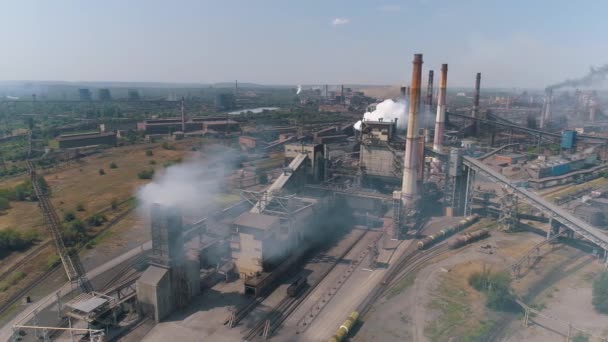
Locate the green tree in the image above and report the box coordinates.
[64,211,76,222]
[145,150,153,157]
[0,196,10,211]
[86,213,106,227]
[109,162,118,169]
[592,272,608,314]
[138,169,155,180]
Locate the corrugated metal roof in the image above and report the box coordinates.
[67,296,108,313]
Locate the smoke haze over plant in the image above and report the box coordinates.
[546,64,608,91]
[136,147,236,216]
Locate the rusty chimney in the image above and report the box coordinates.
[433,64,448,156]
[473,73,481,118]
[401,54,423,207]
[426,70,434,107]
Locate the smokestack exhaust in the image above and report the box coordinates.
[401,54,423,207]
[433,64,448,156]
[426,70,434,107]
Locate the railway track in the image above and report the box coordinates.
[357,242,450,319]
[0,240,52,285]
[0,207,137,318]
[237,228,374,340]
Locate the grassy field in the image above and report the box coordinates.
[424,263,497,342]
[0,140,201,234]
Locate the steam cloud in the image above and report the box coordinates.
[547,64,608,91]
[296,85,302,95]
[136,147,236,216]
[354,99,408,130]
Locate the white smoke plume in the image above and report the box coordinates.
[136,146,236,217]
[354,99,408,130]
[354,98,438,131]
[296,85,302,95]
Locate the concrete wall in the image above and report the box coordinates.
[136,266,173,322]
[232,231,264,277]
[359,145,402,179]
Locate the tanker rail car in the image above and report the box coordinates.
[416,214,479,250]
[448,229,490,249]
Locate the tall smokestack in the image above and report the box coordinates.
[400,86,406,100]
[433,64,448,155]
[402,54,423,207]
[473,73,481,118]
[541,88,553,129]
[590,91,598,123]
[181,97,185,132]
[325,84,329,98]
[341,84,344,104]
[426,70,434,107]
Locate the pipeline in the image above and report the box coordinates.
[416,214,479,250]
[328,311,359,342]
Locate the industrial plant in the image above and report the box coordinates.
[2,8,608,339]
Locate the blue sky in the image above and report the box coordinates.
[1,0,606,88]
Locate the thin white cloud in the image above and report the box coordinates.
[331,18,350,26]
[378,5,401,12]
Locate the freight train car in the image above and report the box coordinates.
[287,275,307,297]
[448,229,489,249]
[416,214,479,250]
[328,311,359,342]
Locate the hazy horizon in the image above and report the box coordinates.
[2,0,608,89]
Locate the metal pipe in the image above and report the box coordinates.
[473,72,481,118]
[433,64,448,154]
[426,70,434,107]
[401,54,423,206]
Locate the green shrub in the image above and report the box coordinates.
[161,141,174,150]
[593,272,608,314]
[138,169,155,180]
[86,213,106,227]
[145,150,153,157]
[62,219,87,246]
[76,203,85,211]
[110,199,118,210]
[0,228,35,253]
[98,168,105,175]
[109,162,118,169]
[149,160,157,165]
[0,196,10,211]
[64,211,76,222]
[468,268,516,311]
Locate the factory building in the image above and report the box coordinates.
[358,120,404,182]
[136,205,201,322]
[79,88,92,101]
[56,132,117,149]
[525,153,597,179]
[137,117,240,135]
[98,88,112,101]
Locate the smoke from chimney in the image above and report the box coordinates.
[547,64,608,91]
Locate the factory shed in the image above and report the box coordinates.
[136,265,172,322]
[57,132,117,149]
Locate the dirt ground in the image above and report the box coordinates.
[354,221,608,342]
